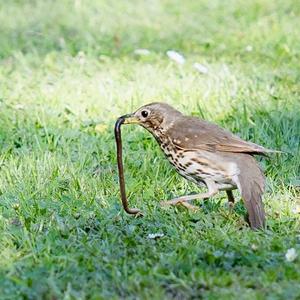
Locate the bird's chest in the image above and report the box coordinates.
[159,140,237,188]
[159,140,202,184]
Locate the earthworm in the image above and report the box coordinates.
[114,116,142,215]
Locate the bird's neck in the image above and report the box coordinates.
[142,113,181,145]
[144,125,169,147]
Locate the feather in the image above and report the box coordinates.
[167,116,276,155]
[234,155,266,229]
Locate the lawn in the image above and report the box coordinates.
[0,0,300,299]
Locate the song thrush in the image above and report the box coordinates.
[122,102,275,229]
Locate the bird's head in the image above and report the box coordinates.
[122,102,182,134]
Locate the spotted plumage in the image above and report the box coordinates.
[123,102,278,229]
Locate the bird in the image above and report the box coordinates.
[122,102,276,229]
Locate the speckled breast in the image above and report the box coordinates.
[159,137,237,190]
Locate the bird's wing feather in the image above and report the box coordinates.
[235,154,266,229]
[167,116,272,155]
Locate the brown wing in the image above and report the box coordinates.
[167,116,273,155]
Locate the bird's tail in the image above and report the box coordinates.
[236,155,266,230]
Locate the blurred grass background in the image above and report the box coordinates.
[0,0,300,299]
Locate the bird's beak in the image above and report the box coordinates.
[122,113,140,124]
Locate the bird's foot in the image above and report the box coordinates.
[180,202,199,211]
[160,199,199,211]
[225,201,235,212]
[160,198,182,206]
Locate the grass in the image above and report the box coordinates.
[0,0,300,299]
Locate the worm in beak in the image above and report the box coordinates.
[114,115,142,215]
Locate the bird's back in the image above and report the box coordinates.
[166,115,273,156]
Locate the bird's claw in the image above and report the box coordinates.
[225,202,235,211]
[180,202,199,211]
[160,200,199,211]
[160,200,178,206]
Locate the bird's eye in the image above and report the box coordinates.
[141,110,149,118]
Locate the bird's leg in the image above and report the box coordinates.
[161,179,219,209]
[226,190,235,203]
[226,190,235,210]
[178,202,199,211]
